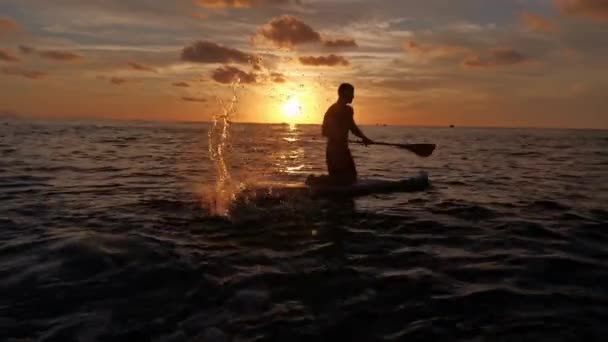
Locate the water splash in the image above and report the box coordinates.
[203,78,242,216]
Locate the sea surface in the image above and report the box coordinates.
[1,118,607,341]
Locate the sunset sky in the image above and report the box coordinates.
[1,0,607,128]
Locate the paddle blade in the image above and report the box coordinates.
[402,144,436,157]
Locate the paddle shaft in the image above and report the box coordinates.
[348,140,436,157]
[370,141,416,149]
[349,140,424,149]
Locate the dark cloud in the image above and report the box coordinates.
[270,72,286,83]
[181,41,253,64]
[323,39,358,48]
[255,15,321,48]
[464,48,529,68]
[128,62,157,72]
[554,0,608,22]
[0,49,20,62]
[299,54,350,66]
[521,11,558,33]
[182,96,207,102]
[194,0,299,8]
[173,81,190,87]
[110,77,127,85]
[0,16,21,36]
[18,45,35,54]
[1,67,47,79]
[17,45,83,62]
[211,65,256,84]
[38,50,83,62]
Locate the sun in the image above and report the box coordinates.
[282,97,302,119]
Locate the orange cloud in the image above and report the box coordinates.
[323,38,358,48]
[254,15,321,48]
[110,77,127,85]
[212,65,256,84]
[17,45,83,62]
[173,81,190,87]
[181,41,253,64]
[464,48,529,68]
[554,0,608,21]
[0,16,21,36]
[372,78,444,92]
[299,54,350,66]
[0,49,20,62]
[270,72,286,83]
[194,0,298,8]
[405,40,469,59]
[1,67,47,79]
[521,11,558,33]
[182,96,208,102]
[128,62,156,72]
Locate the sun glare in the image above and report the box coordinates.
[282,97,302,119]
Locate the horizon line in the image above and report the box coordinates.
[1,114,607,131]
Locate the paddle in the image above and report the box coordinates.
[349,140,436,157]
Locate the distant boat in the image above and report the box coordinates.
[450,125,455,128]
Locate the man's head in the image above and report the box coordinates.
[338,83,354,104]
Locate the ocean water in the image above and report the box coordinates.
[1,118,607,341]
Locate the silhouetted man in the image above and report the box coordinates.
[315,83,373,186]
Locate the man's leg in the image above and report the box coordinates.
[327,145,357,185]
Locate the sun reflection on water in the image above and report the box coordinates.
[273,124,310,178]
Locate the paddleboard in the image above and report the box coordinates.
[236,172,430,202]
[306,171,430,197]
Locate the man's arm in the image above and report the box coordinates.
[349,108,374,144]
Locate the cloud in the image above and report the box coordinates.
[0,16,22,36]
[128,62,157,72]
[464,48,529,68]
[18,45,35,54]
[0,109,21,118]
[0,49,20,62]
[38,50,83,62]
[173,81,190,87]
[561,47,581,60]
[270,72,286,83]
[1,67,47,80]
[194,0,299,9]
[299,54,350,67]
[181,41,253,64]
[554,0,608,22]
[520,11,558,33]
[323,38,358,48]
[254,15,321,48]
[110,77,127,85]
[405,40,469,59]
[371,78,445,92]
[182,96,208,102]
[211,65,256,84]
[191,12,209,20]
[17,45,83,62]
